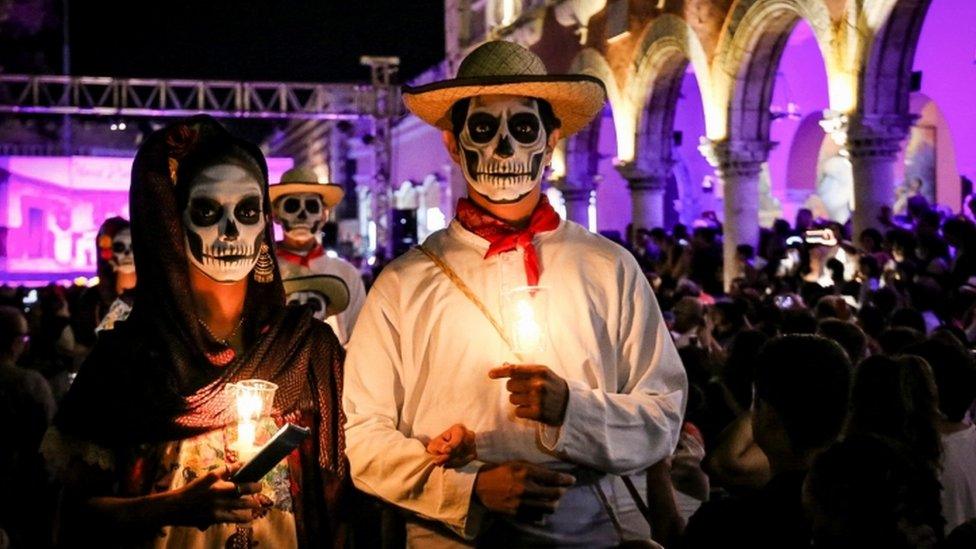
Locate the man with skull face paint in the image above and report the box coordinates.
[270,167,366,345]
[44,116,348,547]
[344,41,687,546]
[283,274,351,324]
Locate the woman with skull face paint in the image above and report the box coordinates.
[73,217,137,351]
[344,41,687,546]
[42,116,348,547]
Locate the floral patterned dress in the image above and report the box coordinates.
[148,416,297,549]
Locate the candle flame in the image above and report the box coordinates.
[513,297,543,352]
[236,389,264,422]
[226,380,277,461]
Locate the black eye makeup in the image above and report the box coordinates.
[235,196,262,225]
[283,197,302,213]
[189,197,222,227]
[508,112,541,144]
[467,112,500,143]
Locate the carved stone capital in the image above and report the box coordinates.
[820,110,916,159]
[615,160,670,191]
[559,186,594,202]
[551,174,599,194]
[698,138,772,178]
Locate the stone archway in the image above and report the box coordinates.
[554,106,603,227]
[705,0,834,288]
[860,0,931,118]
[553,48,622,230]
[823,0,934,238]
[622,14,713,234]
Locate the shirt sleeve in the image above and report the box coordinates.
[343,270,484,539]
[539,256,688,474]
[341,266,367,342]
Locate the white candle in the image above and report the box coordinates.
[226,380,278,461]
[502,286,549,360]
[238,420,257,458]
[513,298,543,351]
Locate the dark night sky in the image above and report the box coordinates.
[67,0,445,83]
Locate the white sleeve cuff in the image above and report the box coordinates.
[448,460,488,540]
[538,378,591,454]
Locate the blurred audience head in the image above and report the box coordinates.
[752,335,852,468]
[804,434,944,549]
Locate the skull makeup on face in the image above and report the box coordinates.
[286,290,329,321]
[458,96,550,203]
[182,164,266,283]
[273,192,325,243]
[110,228,135,274]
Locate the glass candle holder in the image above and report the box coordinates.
[225,379,278,461]
[500,285,549,359]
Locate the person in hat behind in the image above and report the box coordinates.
[283,274,350,323]
[343,40,687,546]
[270,167,366,345]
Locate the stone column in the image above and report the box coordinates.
[616,161,670,237]
[560,187,592,226]
[820,112,914,239]
[699,138,773,290]
[555,131,600,228]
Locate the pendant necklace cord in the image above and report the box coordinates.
[197,315,245,347]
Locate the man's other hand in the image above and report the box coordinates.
[489,364,569,426]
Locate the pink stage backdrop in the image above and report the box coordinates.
[0,155,293,283]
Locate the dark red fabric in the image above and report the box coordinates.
[277,243,326,268]
[455,195,560,285]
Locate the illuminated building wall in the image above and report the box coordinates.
[0,155,293,283]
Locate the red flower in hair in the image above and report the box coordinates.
[97,234,114,261]
[165,124,200,184]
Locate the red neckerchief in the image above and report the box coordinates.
[455,195,561,285]
[277,242,325,268]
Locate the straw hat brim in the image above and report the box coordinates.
[269,183,345,207]
[282,274,350,317]
[402,75,607,137]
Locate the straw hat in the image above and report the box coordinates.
[402,40,606,137]
[282,274,350,317]
[269,167,345,207]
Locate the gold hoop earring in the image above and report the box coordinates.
[253,243,274,283]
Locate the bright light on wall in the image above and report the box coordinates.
[549,143,566,179]
[545,187,567,219]
[829,72,856,113]
[588,198,598,233]
[500,0,520,26]
[613,105,637,162]
[426,207,447,232]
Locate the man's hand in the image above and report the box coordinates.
[426,423,477,468]
[488,364,569,426]
[474,461,575,519]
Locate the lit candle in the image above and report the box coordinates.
[226,380,278,461]
[236,389,261,457]
[502,286,549,361]
[238,420,257,455]
[513,298,543,351]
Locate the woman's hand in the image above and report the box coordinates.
[426,424,477,468]
[169,463,264,530]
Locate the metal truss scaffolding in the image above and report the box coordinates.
[0,74,375,120]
